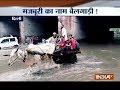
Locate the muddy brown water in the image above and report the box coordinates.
[0,44,120,81]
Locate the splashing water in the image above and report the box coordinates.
[0,54,103,81]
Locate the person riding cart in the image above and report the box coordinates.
[46,32,58,44]
[53,34,81,64]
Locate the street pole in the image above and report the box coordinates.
[19,17,25,45]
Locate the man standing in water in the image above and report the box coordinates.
[61,25,68,41]
[58,18,68,41]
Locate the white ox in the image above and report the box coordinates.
[27,43,55,54]
[26,43,60,69]
[8,43,60,74]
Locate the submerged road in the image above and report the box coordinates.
[0,44,120,81]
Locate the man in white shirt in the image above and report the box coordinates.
[61,25,68,41]
[46,32,57,44]
[58,21,62,32]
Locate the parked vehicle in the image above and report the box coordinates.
[0,36,19,49]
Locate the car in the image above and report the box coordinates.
[0,36,19,49]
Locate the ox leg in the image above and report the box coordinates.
[47,54,54,65]
[44,54,50,69]
[34,55,41,69]
[45,54,60,69]
[8,57,12,65]
[8,54,15,65]
[37,55,42,66]
[27,66,33,75]
[8,56,18,66]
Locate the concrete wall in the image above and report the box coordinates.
[58,16,85,40]
[0,16,85,41]
[74,17,86,40]
[0,17,19,37]
[24,17,44,36]
[0,16,58,38]
[23,16,58,38]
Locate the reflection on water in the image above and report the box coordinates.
[0,44,120,81]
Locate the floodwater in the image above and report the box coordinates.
[0,44,120,81]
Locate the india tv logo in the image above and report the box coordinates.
[94,74,114,80]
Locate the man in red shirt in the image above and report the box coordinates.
[68,34,76,50]
[58,36,66,49]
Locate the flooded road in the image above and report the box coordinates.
[0,44,120,81]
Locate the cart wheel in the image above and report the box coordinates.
[53,56,60,64]
[69,54,77,64]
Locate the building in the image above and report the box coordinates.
[0,16,58,44]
